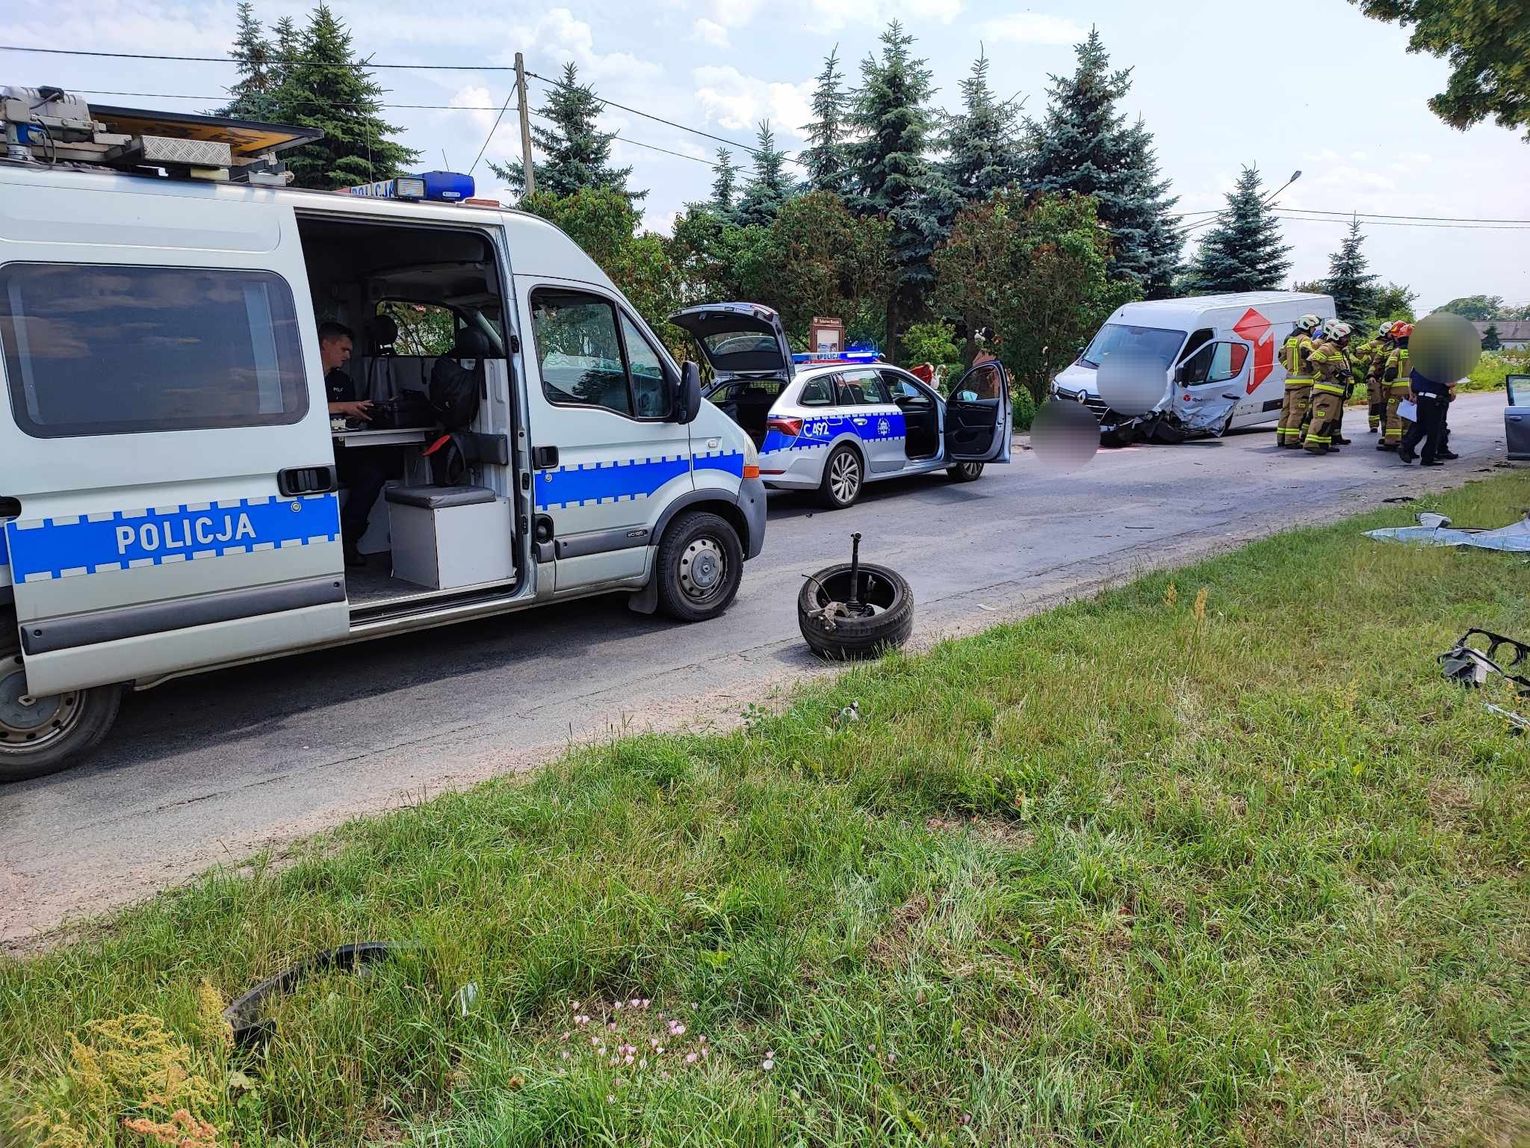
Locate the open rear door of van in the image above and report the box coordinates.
[0,185,349,695]
[944,361,1013,462]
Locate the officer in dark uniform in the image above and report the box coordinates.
[1398,362,1449,467]
[320,322,393,566]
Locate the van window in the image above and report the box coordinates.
[531,288,669,419]
[1079,323,1186,373]
[378,301,458,356]
[0,263,307,438]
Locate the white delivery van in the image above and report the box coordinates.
[1053,292,1336,445]
[0,93,765,781]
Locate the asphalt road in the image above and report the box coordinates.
[2,394,1517,945]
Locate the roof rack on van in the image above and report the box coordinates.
[1,85,321,185]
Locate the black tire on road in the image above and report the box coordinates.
[654,510,745,623]
[818,445,864,509]
[1100,427,1138,448]
[1,628,123,784]
[946,461,985,482]
[798,562,914,660]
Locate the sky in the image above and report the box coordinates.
[4,0,1529,312]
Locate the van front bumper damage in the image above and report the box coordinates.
[1052,387,1239,442]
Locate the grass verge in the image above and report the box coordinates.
[2,475,1528,1148]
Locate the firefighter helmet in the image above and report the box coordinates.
[1297,314,1322,332]
[1391,322,1414,339]
[1322,319,1352,342]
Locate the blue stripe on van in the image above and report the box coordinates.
[535,455,692,510]
[4,494,340,584]
[695,452,745,480]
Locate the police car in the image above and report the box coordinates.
[671,304,1013,509]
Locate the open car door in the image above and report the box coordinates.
[1507,374,1530,462]
[944,360,1012,463]
[1171,339,1249,435]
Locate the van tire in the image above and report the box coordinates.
[946,461,985,482]
[819,445,864,509]
[654,511,744,623]
[0,636,123,783]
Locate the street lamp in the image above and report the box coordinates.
[1263,169,1302,205]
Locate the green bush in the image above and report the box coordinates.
[1462,349,1529,393]
[1012,385,1037,432]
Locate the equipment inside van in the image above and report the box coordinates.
[0,90,766,782]
[1054,292,1337,446]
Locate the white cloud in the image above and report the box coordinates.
[980,13,1087,45]
[693,66,813,140]
[805,0,964,32]
[693,18,730,48]
[704,0,765,28]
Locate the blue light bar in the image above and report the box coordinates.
[342,170,475,202]
[791,350,881,364]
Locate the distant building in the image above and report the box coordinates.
[1473,320,1530,350]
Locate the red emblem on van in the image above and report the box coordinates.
[1234,308,1275,393]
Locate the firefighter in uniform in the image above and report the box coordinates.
[1276,314,1322,448]
[1379,322,1414,452]
[1304,319,1352,455]
[1363,322,1394,433]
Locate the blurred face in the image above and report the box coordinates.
[321,334,353,374]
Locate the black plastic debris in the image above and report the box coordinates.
[223,941,397,1048]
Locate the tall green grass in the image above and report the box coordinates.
[2,476,1527,1147]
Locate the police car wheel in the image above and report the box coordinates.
[0,640,123,783]
[655,511,744,623]
[946,461,985,482]
[819,446,864,509]
[798,562,914,660]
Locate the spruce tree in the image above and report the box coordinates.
[801,47,851,195]
[734,122,792,228]
[1482,322,1502,351]
[222,2,280,120]
[941,48,1025,206]
[489,62,642,204]
[1182,166,1292,293]
[276,4,417,190]
[852,21,953,353]
[709,147,739,216]
[1026,28,1180,296]
[1323,218,1380,318]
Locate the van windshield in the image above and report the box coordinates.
[1078,324,1186,372]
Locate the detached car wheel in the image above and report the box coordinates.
[0,635,122,783]
[818,445,864,509]
[946,461,985,482]
[798,562,914,660]
[654,510,744,623]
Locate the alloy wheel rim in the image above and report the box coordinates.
[830,453,860,502]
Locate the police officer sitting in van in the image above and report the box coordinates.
[320,322,395,567]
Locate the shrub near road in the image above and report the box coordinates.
[2,477,1527,1147]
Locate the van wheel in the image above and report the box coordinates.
[946,461,985,482]
[654,511,744,623]
[819,445,864,509]
[0,638,123,783]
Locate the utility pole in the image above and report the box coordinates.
[514,52,535,199]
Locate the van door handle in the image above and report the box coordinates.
[532,446,560,469]
[278,465,338,496]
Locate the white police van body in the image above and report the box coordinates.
[0,95,764,781]
[1053,292,1336,445]
[671,303,1011,509]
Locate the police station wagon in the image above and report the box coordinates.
[0,90,765,781]
[670,304,1013,509]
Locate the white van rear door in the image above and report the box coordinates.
[0,183,348,694]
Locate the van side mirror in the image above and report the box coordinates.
[674,361,702,424]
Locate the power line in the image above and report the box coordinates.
[1271,213,1530,231]
[0,43,515,71]
[1278,206,1530,225]
[72,88,520,112]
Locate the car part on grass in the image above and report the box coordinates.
[799,533,914,660]
[1439,629,1530,736]
[1439,630,1530,694]
[223,942,397,1049]
[1365,512,1530,553]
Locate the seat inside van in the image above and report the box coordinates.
[295,215,521,615]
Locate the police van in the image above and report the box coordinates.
[0,90,765,781]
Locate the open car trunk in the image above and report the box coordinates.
[670,303,794,447]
